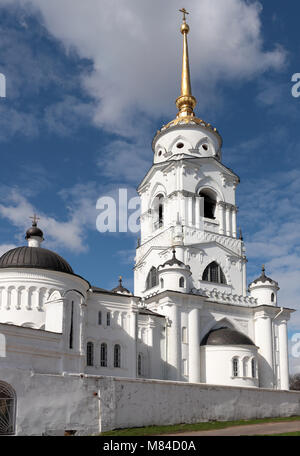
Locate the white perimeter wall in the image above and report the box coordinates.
[2,368,300,435]
[99,377,300,432]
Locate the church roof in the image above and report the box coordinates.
[200,327,255,346]
[139,308,165,318]
[250,265,279,288]
[0,246,74,275]
[159,248,190,270]
[111,276,132,295]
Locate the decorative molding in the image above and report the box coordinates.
[221,173,239,189]
[192,287,257,307]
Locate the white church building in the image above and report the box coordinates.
[0,11,299,436]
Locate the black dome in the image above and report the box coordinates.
[250,265,278,287]
[160,248,190,269]
[25,226,44,239]
[0,246,74,275]
[111,276,132,295]
[201,327,255,346]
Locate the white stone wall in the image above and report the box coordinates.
[202,345,259,387]
[100,377,300,432]
[84,292,139,378]
[0,268,88,330]
[0,322,82,375]
[1,368,101,435]
[2,369,300,435]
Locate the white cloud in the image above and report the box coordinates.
[237,169,300,332]
[0,105,38,141]
[0,243,17,256]
[44,95,94,136]
[98,139,151,184]
[0,189,88,252]
[0,0,287,137]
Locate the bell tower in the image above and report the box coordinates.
[134,10,247,299]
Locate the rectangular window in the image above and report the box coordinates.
[182,359,188,376]
[182,327,187,344]
[233,358,239,377]
[251,359,256,378]
[107,312,111,326]
[138,353,142,376]
[87,342,94,366]
[100,343,107,367]
[114,344,121,368]
[98,311,102,325]
[69,301,74,349]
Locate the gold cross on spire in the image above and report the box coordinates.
[30,214,40,226]
[175,7,196,118]
[179,7,189,21]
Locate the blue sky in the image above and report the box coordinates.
[0,1,300,370]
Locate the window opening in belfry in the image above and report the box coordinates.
[202,262,227,284]
[157,194,164,228]
[146,267,158,290]
[199,190,216,219]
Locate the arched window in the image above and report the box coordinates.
[251,358,256,378]
[152,194,164,230]
[146,267,158,290]
[271,293,275,303]
[158,198,164,228]
[243,357,249,377]
[0,382,16,435]
[160,278,164,288]
[232,357,239,377]
[100,343,107,367]
[202,262,226,284]
[98,311,102,325]
[69,301,74,349]
[138,353,143,376]
[179,277,185,288]
[199,189,216,219]
[114,344,121,368]
[182,327,187,343]
[87,342,94,366]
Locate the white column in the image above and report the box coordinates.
[278,319,289,390]
[130,310,137,378]
[167,304,180,380]
[188,308,201,382]
[188,196,193,226]
[195,197,201,229]
[225,205,231,236]
[218,202,225,235]
[147,323,154,378]
[180,196,186,226]
[254,314,274,388]
[2,288,8,310]
[232,207,237,238]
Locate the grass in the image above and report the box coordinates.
[100,415,300,436]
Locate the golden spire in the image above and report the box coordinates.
[176,8,197,118]
[152,9,222,147]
